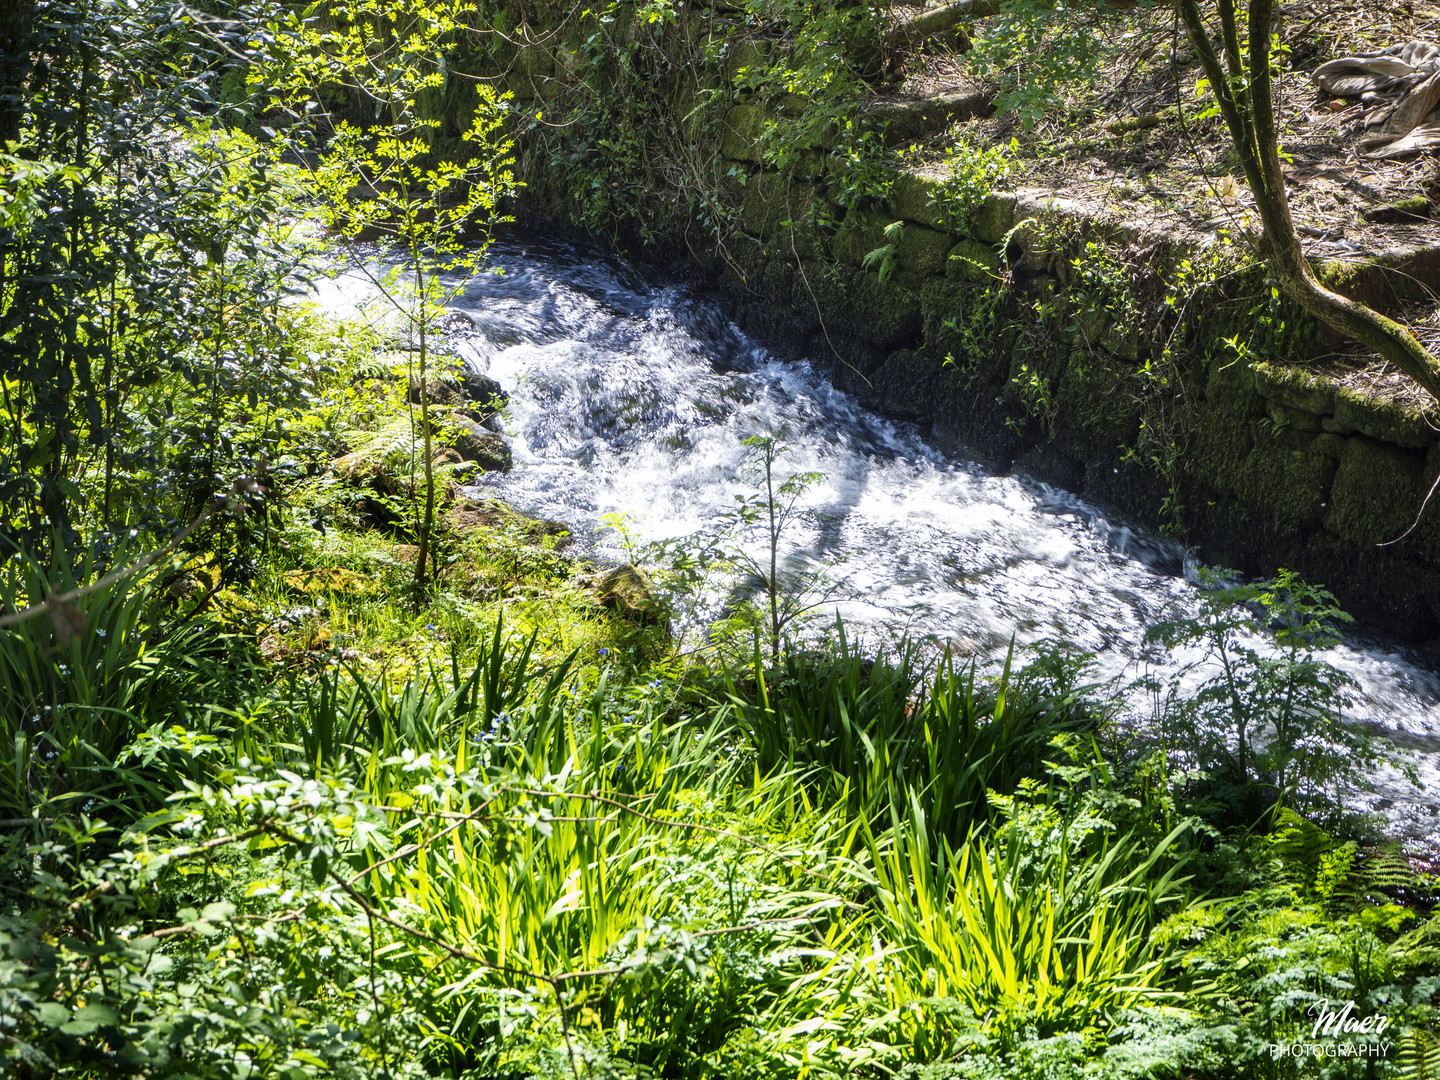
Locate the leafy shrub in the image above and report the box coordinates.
[1143,569,1413,819]
[868,794,1194,1052]
[731,631,1101,845]
[930,135,1018,233]
[963,0,1109,129]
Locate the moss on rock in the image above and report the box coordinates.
[1252,363,1338,417]
[1332,388,1435,449]
[1053,353,1139,439]
[846,273,922,351]
[945,239,1001,281]
[871,348,941,420]
[576,563,669,626]
[894,225,953,278]
[738,173,818,239]
[721,103,769,162]
[1324,436,1425,545]
[828,211,889,267]
[887,170,948,231]
[969,193,1019,244]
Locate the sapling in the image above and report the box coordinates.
[257,0,518,597]
[1143,568,1414,817]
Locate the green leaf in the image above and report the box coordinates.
[60,1003,119,1035]
[35,1002,70,1028]
[202,900,236,922]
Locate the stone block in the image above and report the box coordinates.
[894,225,953,278]
[828,211,889,267]
[887,170,949,231]
[725,37,775,83]
[1324,436,1425,545]
[1251,361,1336,415]
[1229,439,1339,533]
[872,347,941,420]
[970,193,1019,243]
[1332,389,1436,449]
[720,103,769,162]
[738,171,803,238]
[946,239,1002,281]
[847,273,923,351]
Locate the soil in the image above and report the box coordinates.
[877,0,1440,391]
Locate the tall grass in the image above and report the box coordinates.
[730,628,1099,844]
[288,632,875,1076]
[0,546,248,823]
[866,795,1192,1052]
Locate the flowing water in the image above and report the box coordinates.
[313,228,1440,838]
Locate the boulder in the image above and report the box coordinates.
[575,564,669,626]
[409,369,508,417]
[454,337,494,376]
[445,494,572,547]
[450,418,513,472]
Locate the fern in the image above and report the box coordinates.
[1358,848,1419,897]
[861,220,905,283]
[1399,1030,1440,1080]
[1267,809,1419,907]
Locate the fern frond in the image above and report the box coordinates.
[1397,1030,1440,1080]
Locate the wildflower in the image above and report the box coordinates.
[95,628,107,638]
[598,647,610,657]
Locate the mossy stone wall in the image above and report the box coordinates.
[458,2,1440,638]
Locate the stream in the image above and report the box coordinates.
[313,227,1440,839]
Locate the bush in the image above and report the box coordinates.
[1143,569,1412,820]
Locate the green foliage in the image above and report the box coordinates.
[868,796,1192,1051]
[0,2,303,558]
[862,220,906,284]
[829,125,898,214]
[731,633,1101,846]
[1008,362,1057,434]
[928,135,1018,233]
[1144,568,1413,817]
[1401,1029,1440,1080]
[0,546,247,824]
[963,1,1110,130]
[256,0,517,594]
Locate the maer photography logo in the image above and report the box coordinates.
[1270,999,1393,1062]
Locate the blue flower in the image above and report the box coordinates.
[598,647,610,657]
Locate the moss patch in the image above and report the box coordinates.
[847,273,923,351]
[738,173,819,239]
[894,225,953,278]
[968,193,1019,244]
[1332,387,1436,449]
[720,103,769,163]
[1250,361,1336,416]
[886,169,947,231]
[1324,436,1425,545]
[946,239,1002,281]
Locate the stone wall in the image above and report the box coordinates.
[447,2,1440,639]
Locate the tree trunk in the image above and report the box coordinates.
[1177,0,1440,404]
